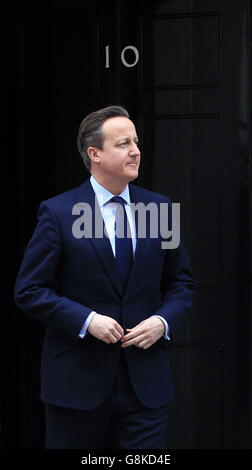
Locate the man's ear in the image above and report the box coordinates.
[87,147,100,163]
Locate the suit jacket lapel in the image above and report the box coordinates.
[123,184,151,298]
[78,180,124,298]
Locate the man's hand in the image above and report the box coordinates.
[88,313,124,344]
[121,316,165,350]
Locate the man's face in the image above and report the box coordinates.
[92,116,141,186]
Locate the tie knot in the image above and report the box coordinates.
[110,196,126,207]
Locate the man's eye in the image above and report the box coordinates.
[119,142,127,147]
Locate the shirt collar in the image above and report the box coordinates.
[90,175,131,207]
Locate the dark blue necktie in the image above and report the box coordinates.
[111,196,133,291]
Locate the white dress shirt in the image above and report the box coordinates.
[79,175,170,340]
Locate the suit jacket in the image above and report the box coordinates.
[14,179,195,410]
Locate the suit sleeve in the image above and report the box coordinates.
[154,240,196,337]
[14,201,93,341]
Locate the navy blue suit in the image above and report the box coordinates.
[15,179,195,447]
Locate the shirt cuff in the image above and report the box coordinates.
[79,311,97,339]
[152,315,170,340]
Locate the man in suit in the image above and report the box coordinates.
[15,105,195,449]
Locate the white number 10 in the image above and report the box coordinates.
[105,45,139,68]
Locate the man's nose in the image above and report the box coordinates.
[129,142,140,156]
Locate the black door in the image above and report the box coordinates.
[4,0,251,449]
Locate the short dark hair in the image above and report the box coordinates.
[77,105,130,171]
